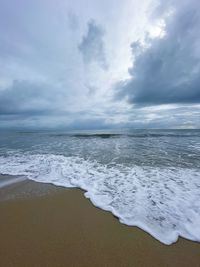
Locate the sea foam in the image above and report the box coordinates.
[0,152,200,245]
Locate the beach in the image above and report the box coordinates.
[0,176,200,267]
[1,0,200,263]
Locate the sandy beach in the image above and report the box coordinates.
[0,176,200,267]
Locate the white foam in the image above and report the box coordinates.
[0,152,200,245]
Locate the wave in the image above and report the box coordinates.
[0,152,200,245]
[50,133,200,138]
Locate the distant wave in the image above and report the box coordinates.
[50,133,200,138]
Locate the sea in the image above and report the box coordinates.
[0,129,200,245]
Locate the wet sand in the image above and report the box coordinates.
[0,177,200,267]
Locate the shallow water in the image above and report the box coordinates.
[0,129,200,244]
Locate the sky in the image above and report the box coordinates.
[0,0,200,129]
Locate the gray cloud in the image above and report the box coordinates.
[78,20,108,69]
[115,0,200,106]
[0,80,65,115]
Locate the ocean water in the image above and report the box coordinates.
[0,129,200,245]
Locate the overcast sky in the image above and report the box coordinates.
[0,0,200,129]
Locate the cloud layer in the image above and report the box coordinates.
[0,0,200,129]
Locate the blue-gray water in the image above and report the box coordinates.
[0,129,200,244]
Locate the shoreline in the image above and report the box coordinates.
[1,176,200,266]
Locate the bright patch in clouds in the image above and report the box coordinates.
[148,20,166,38]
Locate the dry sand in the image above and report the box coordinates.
[0,178,200,267]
